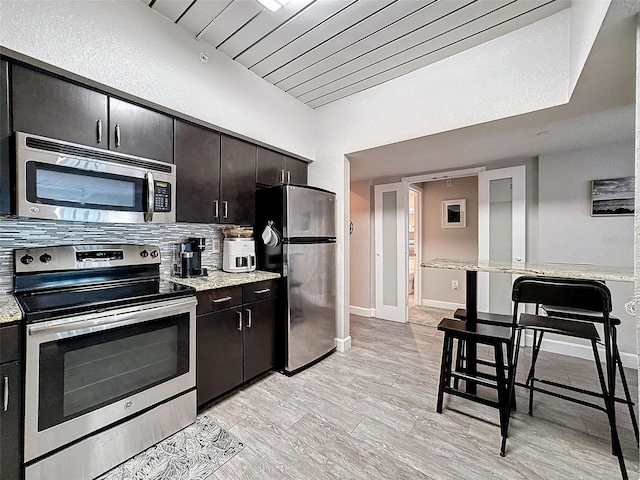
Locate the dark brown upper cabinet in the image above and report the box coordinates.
[220,135,256,226]
[256,146,307,187]
[0,59,10,214]
[12,64,108,148]
[109,97,173,163]
[286,156,308,185]
[174,120,221,224]
[11,64,173,163]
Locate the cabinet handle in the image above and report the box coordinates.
[254,288,270,294]
[223,201,228,219]
[237,311,242,331]
[214,200,219,218]
[279,170,285,184]
[213,296,232,303]
[287,170,291,184]
[3,376,8,412]
[115,124,121,147]
[246,308,252,328]
[97,119,102,144]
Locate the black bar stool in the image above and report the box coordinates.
[511,276,631,480]
[435,312,518,456]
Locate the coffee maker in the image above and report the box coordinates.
[174,237,208,278]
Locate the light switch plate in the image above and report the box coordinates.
[211,238,221,253]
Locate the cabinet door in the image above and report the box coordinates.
[243,297,277,381]
[0,361,22,480]
[285,156,308,185]
[12,64,108,147]
[220,135,256,225]
[175,120,221,223]
[0,59,10,214]
[196,309,243,406]
[256,146,284,186]
[109,97,173,163]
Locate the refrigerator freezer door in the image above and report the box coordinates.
[285,186,336,239]
[285,241,336,372]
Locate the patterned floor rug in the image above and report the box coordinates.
[98,414,244,480]
[409,305,454,327]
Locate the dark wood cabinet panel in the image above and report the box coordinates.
[286,157,308,185]
[0,59,10,214]
[256,147,284,186]
[0,361,22,480]
[175,120,221,223]
[196,308,243,406]
[220,135,256,225]
[12,64,108,148]
[195,286,242,316]
[0,325,20,364]
[242,279,279,304]
[243,297,277,381]
[109,97,173,163]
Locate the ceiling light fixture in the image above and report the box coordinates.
[256,0,290,12]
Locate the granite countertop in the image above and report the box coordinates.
[421,258,634,283]
[166,270,281,291]
[0,293,22,325]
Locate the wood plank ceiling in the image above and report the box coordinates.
[143,0,570,108]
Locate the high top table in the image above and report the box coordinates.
[420,258,634,394]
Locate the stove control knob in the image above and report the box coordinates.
[20,254,34,265]
[140,250,149,258]
[39,253,52,264]
[150,250,159,258]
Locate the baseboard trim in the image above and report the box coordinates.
[524,333,638,369]
[336,336,351,352]
[349,305,374,317]
[421,299,465,310]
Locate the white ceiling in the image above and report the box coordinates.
[348,0,638,181]
[143,0,570,108]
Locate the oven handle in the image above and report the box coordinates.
[145,171,154,222]
[27,298,196,338]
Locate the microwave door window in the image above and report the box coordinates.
[36,169,137,208]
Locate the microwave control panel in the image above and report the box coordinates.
[154,181,172,212]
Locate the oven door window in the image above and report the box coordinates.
[26,161,145,211]
[37,313,190,431]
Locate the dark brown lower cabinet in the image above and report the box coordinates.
[196,308,243,406]
[0,361,22,480]
[243,297,277,381]
[196,286,278,407]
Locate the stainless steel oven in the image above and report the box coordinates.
[15,244,197,480]
[15,132,175,223]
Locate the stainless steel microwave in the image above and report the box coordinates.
[15,132,176,224]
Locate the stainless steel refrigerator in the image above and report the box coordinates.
[256,184,336,374]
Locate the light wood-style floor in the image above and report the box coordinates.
[203,314,639,479]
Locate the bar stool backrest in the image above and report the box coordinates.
[511,276,612,314]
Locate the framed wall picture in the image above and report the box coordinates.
[442,199,466,228]
[591,177,634,216]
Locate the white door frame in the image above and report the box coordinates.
[374,182,408,323]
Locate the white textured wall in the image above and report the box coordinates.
[0,0,314,158]
[569,0,611,92]
[538,141,636,355]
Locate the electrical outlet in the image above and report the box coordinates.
[211,238,221,253]
[452,280,459,290]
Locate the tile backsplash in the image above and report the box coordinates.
[0,216,226,293]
